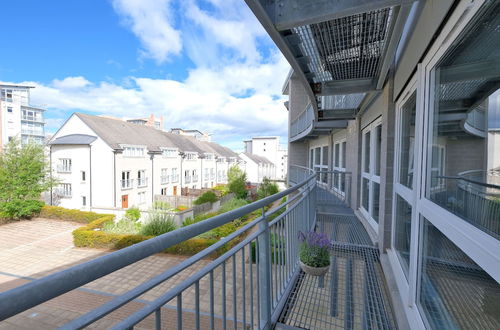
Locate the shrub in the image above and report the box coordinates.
[194,191,218,205]
[182,217,197,227]
[39,205,106,223]
[219,198,248,213]
[257,177,279,200]
[227,166,247,199]
[124,207,141,222]
[213,184,229,196]
[103,217,141,235]
[141,217,177,236]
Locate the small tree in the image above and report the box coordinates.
[0,138,55,219]
[194,191,218,205]
[227,165,247,199]
[257,177,279,200]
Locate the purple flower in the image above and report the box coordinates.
[298,231,331,249]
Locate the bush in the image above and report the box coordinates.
[257,177,279,200]
[194,191,218,205]
[39,205,107,223]
[213,184,229,196]
[227,166,247,199]
[124,207,141,221]
[103,217,141,235]
[219,198,248,213]
[141,217,177,236]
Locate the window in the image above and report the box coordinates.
[205,153,214,160]
[59,183,72,198]
[393,195,412,278]
[192,170,198,182]
[161,188,167,195]
[360,119,382,225]
[121,171,132,189]
[426,2,500,239]
[204,168,209,180]
[162,148,178,158]
[138,192,146,204]
[57,158,72,173]
[82,196,86,206]
[399,92,416,189]
[161,168,169,184]
[7,107,12,113]
[184,170,191,183]
[333,139,347,194]
[123,146,145,157]
[137,170,147,187]
[171,168,179,182]
[185,152,197,160]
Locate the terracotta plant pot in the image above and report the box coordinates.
[299,260,330,276]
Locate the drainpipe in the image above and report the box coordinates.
[150,153,154,204]
[89,145,92,209]
[200,156,203,189]
[49,145,53,205]
[113,151,117,208]
[180,152,184,194]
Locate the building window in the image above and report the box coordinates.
[121,171,132,189]
[162,148,178,158]
[192,169,198,182]
[426,2,500,239]
[333,139,347,194]
[57,158,72,173]
[185,152,197,160]
[171,168,179,182]
[82,196,87,206]
[59,183,72,198]
[138,192,146,204]
[161,168,169,184]
[123,146,145,157]
[81,171,86,182]
[205,153,214,160]
[161,188,167,195]
[360,119,382,225]
[399,92,416,189]
[185,170,191,183]
[7,107,12,113]
[137,170,147,187]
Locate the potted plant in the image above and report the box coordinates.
[298,231,331,276]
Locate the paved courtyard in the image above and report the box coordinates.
[0,218,254,329]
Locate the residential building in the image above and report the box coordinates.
[243,136,288,180]
[0,84,45,146]
[126,114,164,130]
[239,152,275,183]
[170,128,212,142]
[48,113,240,210]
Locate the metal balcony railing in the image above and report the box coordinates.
[193,175,199,182]
[56,165,72,173]
[0,173,317,329]
[171,174,179,183]
[290,104,314,140]
[121,179,133,190]
[137,178,148,188]
[185,176,192,184]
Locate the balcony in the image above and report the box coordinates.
[137,178,148,188]
[0,168,400,329]
[185,175,192,184]
[161,175,170,185]
[171,174,179,183]
[56,165,72,173]
[121,179,133,190]
[192,175,199,183]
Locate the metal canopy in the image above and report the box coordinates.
[245,0,417,123]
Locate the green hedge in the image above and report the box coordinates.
[39,205,108,224]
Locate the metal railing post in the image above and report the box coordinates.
[257,207,272,329]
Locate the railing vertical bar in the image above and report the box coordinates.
[210,270,215,330]
[176,294,182,330]
[195,281,200,330]
[222,261,227,330]
[248,242,255,329]
[272,224,277,306]
[256,239,261,328]
[155,309,161,330]
[232,254,237,330]
[241,248,247,329]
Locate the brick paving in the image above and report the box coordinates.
[0,218,258,329]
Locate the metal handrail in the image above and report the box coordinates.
[0,173,317,328]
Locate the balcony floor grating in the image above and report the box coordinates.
[278,212,396,329]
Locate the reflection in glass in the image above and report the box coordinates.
[428,2,500,239]
[400,92,416,188]
[372,182,380,223]
[362,178,369,211]
[363,131,370,173]
[374,125,382,176]
[419,218,500,329]
[393,195,412,278]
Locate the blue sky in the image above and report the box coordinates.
[0,0,290,151]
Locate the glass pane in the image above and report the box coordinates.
[399,92,416,188]
[393,195,412,278]
[363,131,371,173]
[310,149,313,169]
[427,2,500,240]
[322,146,328,166]
[334,144,340,167]
[341,141,346,168]
[419,218,500,329]
[362,178,369,211]
[314,147,321,166]
[374,125,382,176]
[372,181,380,223]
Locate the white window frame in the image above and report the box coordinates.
[332,139,347,196]
[121,171,132,190]
[359,118,382,230]
[161,168,169,185]
[59,183,72,198]
[162,148,178,158]
[185,152,197,161]
[122,145,146,157]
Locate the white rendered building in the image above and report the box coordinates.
[239,152,275,184]
[0,84,45,146]
[48,113,240,211]
[243,136,287,180]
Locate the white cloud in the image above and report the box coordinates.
[52,76,92,89]
[111,0,182,63]
[25,55,290,143]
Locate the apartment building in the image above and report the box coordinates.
[48,113,240,210]
[243,136,288,180]
[171,128,212,142]
[247,0,500,327]
[239,152,275,183]
[0,84,45,146]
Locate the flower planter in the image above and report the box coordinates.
[299,260,330,276]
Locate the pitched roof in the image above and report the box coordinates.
[73,113,236,158]
[241,152,273,165]
[49,134,97,145]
